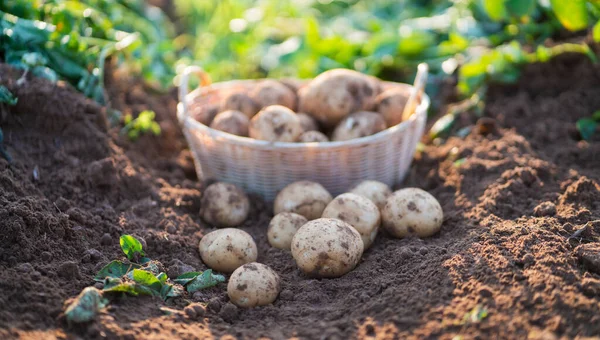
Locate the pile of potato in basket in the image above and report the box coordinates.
[190,68,419,142]
[197,179,443,309]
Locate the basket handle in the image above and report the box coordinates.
[402,63,429,122]
[178,66,212,122]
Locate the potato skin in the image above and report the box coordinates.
[322,193,380,249]
[220,92,260,119]
[298,69,381,127]
[375,88,410,127]
[332,111,387,141]
[227,263,281,308]
[349,180,392,210]
[297,131,329,143]
[200,182,250,228]
[249,105,303,142]
[267,212,308,250]
[381,188,443,238]
[210,110,250,136]
[190,103,219,126]
[296,113,319,132]
[291,218,363,278]
[198,228,258,273]
[250,80,297,110]
[274,181,333,220]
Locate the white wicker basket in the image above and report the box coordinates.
[177,66,430,202]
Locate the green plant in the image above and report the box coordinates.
[576,111,600,140]
[120,110,161,140]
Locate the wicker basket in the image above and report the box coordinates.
[177,66,430,202]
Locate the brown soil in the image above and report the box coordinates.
[1,52,600,340]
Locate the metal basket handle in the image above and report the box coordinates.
[178,66,212,123]
[402,63,429,122]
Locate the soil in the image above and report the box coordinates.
[1,52,600,340]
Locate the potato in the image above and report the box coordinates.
[227,262,280,308]
[250,80,297,110]
[274,181,333,220]
[298,69,381,127]
[321,193,380,249]
[220,92,260,118]
[381,188,443,238]
[297,131,329,143]
[297,113,319,132]
[249,105,303,142]
[291,218,363,278]
[267,212,308,250]
[190,103,219,126]
[375,88,410,127]
[198,228,258,273]
[331,111,387,141]
[349,180,392,210]
[210,110,250,136]
[200,182,250,228]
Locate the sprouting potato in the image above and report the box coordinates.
[267,212,308,250]
[321,193,380,249]
[227,262,281,308]
[296,112,319,132]
[291,218,363,278]
[220,92,260,119]
[198,228,258,273]
[274,181,333,220]
[200,182,250,228]
[349,180,392,210]
[249,105,303,142]
[381,188,443,238]
[298,69,381,127]
[250,80,297,110]
[210,110,250,137]
[331,111,387,141]
[375,88,410,127]
[297,131,329,143]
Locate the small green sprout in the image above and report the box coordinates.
[462,304,489,324]
[576,111,600,141]
[119,235,145,261]
[121,110,161,141]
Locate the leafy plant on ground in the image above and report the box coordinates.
[0,85,17,161]
[120,110,161,141]
[576,111,600,141]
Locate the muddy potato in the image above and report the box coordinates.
[220,92,260,118]
[267,212,308,250]
[375,88,410,127]
[274,181,333,220]
[297,112,319,132]
[250,80,297,110]
[210,110,250,136]
[297,130,329,143]
[321,193,380,249]
[198,228,258,273]
[298,69,381,127]
[200,182,250,228]
[249,105,303,142]
[291,218,363,278]
[227,263,281,308]
[382,188,443,238]
[331,111,387,141]
[349,180,392,210]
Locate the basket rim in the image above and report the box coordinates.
[177,78,430,150]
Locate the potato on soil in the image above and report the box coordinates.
[291,218,363,278]
[331,111,387,141]
[274,181,333,220]
[198,228,258,273]
[297,112,319,132]
[268,212,308,250]
[200,182,250,228]
[220,92,260,118]
[250,80,297,110]
[375,88,410,127]
[349,180,392,210]
[297,131,329,143]
[321,193,380,249]
[298,69,381,127]
[381,188,443,238]
[227,262,280,308]
[209,110,250,136]
[249,105,303,142]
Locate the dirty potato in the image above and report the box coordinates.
[267,212,308,250]
[297,131,329,143]
[220,92,260,119]
[249,105,303,142]
[210,110,250,137]
[296,112,319,132]
[227,262,281,308]
[291,218,363,278]
[198,228,258,273]
[331,111,387,141]
[250,80,297,110]
[375,88,410,127]
[349,180,392,210]
[321,193,381,249]
[200,182,250,228]
[274,181,333,220]
[190,103,219,126]
[381,188,443,238]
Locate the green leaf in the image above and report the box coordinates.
[506,0,535,17]
[550,0,589,31]
[576,118,598,140]
[592,111,600,121]
[462,305,489,324]
[173,272,201,286]
[103,277,123,290]
[157,272,168,284]
[64,287,107,324]
[186,269,226,293]
[103,282,156,296]
[132,269,163,292]
[159,283,184,300]
[120,235,145,261]
[593,21,600,42]
[483,0,508,21]
[0,86,18,105]
[94,260,140,282]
